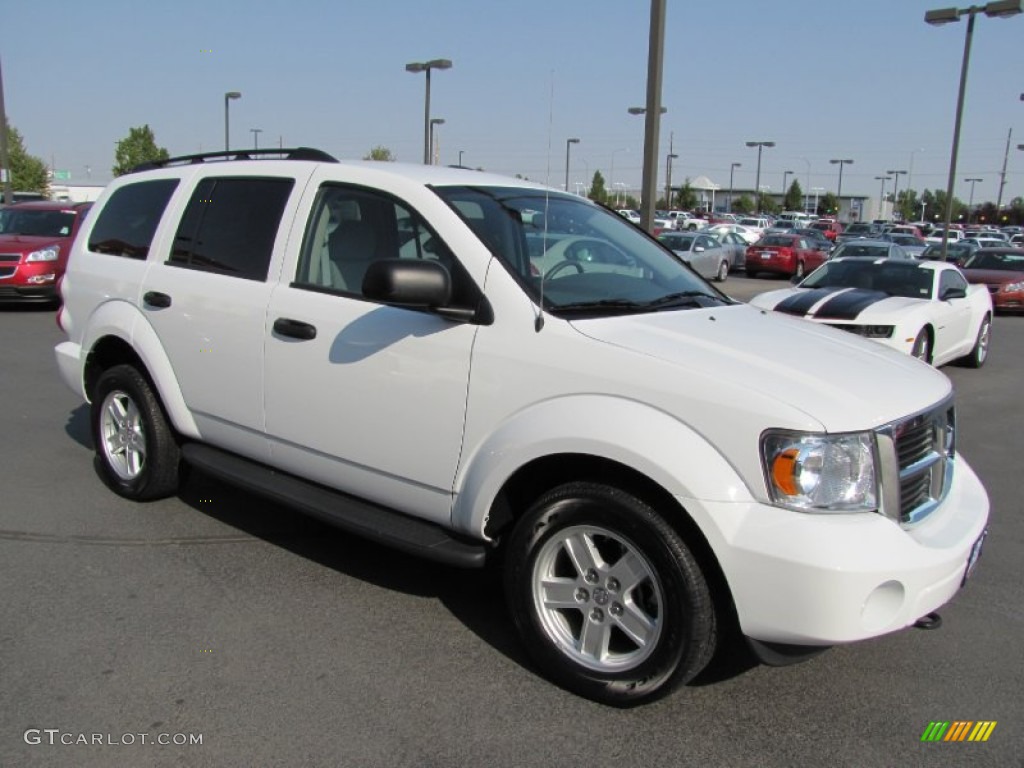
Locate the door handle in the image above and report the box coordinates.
[143,291,172,308]
[273,317,317,340]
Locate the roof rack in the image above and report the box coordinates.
[131,147,338,173]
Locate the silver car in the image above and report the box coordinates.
[658,231,731,281]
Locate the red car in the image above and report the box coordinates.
[0,201,91,304]
[745,234,828,279]
[810,219,843,241]
[961,248,1024,313]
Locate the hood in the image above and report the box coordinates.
[0,234,67,251]
[964,269,1024,284]
[751,286,923,322]
[570,303,950,433]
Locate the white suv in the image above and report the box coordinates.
[55,148,989,705]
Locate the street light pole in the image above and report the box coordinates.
[250,128,262,150]
[965,177,983,222]
[875,176,892,219]
[811,187,824,215]
[782,169,794,207]
[746,141,775,214]
[406,58,453,165]
[728,162,741,213]
[627,102,668,228]
[830,159,854,219]
[429,118,445,165]
[224,91,241,151]
[564,137,580,194]
[925,0,1022,261]
[458,149,465,167]
[665,152,678,207]
[886,169,907,221]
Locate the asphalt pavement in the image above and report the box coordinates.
[1,285,1021,768]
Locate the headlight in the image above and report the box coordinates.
[26,246,60,262]
[761,431,878,513]
[1003,281,1024,293]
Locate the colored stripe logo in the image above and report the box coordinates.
[921,721,997,742]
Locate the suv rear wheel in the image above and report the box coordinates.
[92,365,181,500]
[504,482,717,705]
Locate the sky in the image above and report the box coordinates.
[4,0,1023,205]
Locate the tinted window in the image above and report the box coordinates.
[88,179,179,259]
[169,177,293,281]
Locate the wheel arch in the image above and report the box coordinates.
[81,305,199,439]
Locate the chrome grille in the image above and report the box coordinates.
[881,403,955,525]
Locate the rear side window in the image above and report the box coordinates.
[169,177,294,281]
[88,179,179,259]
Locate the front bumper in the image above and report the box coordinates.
[686,456,989,646]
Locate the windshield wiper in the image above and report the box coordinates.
[553,299,649,314]
[642,290,727,308]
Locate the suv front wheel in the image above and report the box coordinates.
[504,482,717,705]
[91,365,182,500]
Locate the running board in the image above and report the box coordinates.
[180,443,487,568]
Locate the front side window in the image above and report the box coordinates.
[294,184,481,310]
[169,177,294,281]
[433,186,731,317]
[88,179,179,259]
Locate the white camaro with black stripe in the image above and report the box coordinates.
[749,258,994,368]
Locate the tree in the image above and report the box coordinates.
[896,188,920,222]
[730,194,754,215]
[758,193,780,215]
[676,178,698,211]
[113,125,169,176]
[818,192,839,217]
[363,146,395,162]
[783,180,804,212]
[588,170,608,204]
[2,119,49,195]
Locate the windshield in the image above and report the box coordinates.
[833,243,889,259]
[801,260,933,299]
[0,208,77,237]
[963,251,1024,271]
[433,186,730,316]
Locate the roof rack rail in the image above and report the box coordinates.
[131,147,338,173]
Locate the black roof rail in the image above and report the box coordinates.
[131,147,338,173]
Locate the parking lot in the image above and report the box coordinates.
[1,288,1021,768]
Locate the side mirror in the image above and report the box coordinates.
[693,246,705,253]
[940,286,967,301]
[362,259,452,308]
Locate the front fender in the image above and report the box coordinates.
[82,299,199,439]
[451,394,754,539]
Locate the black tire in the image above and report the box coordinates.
[504,482,717,705]
[911,329,931,364]
[715,261,729,283]
[91,364,181,500]
[960,315,991,368]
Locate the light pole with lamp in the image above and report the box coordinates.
[224,91,241,151]
[405,58,452,165]
[811,187,825,215]
[429,118,445,165]
[875,175,892,219]
[886,169,907,221]
[564,138,580,194]
[458,149,465,167]
[665,152,678,207]
[830,159,854,219]
[746,141,774,213]
[628,106,667,224]
[250,128,262,150]
[965,177,983,222]
[782,169,793,202]
[924,0,1022,261]
[728,162,741,212]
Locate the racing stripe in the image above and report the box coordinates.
[773,288,845,316]
[812,289,890,320]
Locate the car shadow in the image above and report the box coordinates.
[65,404,92,449]
[175,467,532,672]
